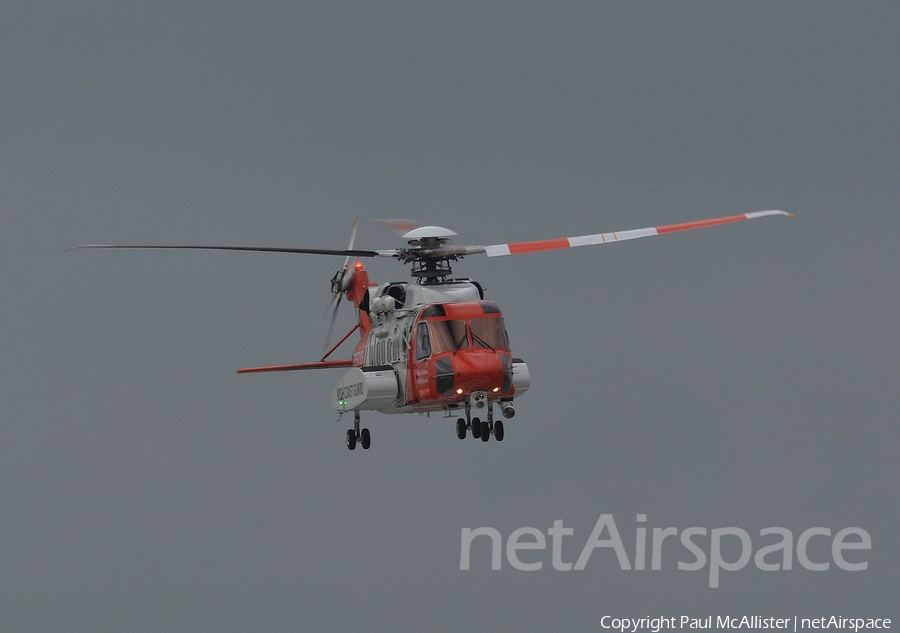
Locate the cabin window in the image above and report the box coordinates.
[429,320,470,354]
[416,322,432,360]
[469,317,509,350]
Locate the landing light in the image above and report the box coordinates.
[456,388,464,394]
[492,387,500,392]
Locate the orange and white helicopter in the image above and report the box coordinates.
[71,209,790,450]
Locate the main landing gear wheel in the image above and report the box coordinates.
[346,427,371,450]
[471,417,482,439]
[480,420,490,442]
[345,411,370,451]
[494,420,504,442]
[456,418,467,440]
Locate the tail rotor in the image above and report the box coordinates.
[324,218,360,351]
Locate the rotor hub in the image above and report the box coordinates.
[398,226,462,281]
[329,268,345,294]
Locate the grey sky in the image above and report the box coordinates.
[2,2,898,631]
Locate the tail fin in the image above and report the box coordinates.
[347,262,375,333]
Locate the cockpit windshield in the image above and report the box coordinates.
[429,320,469,354]
[420,313,509,356]
[469,317,509,350]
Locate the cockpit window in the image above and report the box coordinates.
[415,322,432,360]
[429,320,469,354]
[469,317,509,350]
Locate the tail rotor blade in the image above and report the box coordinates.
[323,293,342,352]
[341,258,357,291]
[335,217,359,288]
[346,217,359,251]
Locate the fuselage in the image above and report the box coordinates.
[330,276,529,416]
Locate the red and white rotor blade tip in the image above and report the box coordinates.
[482,210,792,257]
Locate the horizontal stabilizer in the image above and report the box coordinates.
[238,359,355,373]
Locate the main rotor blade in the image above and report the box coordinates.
[67,244,382,257]
[481,210,792,257]
[374,219,424,236]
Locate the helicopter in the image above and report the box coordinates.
[70,209,791,450]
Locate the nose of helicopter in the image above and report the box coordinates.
[435,351,512,396]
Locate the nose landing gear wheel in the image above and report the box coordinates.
[360,428,371,450]
[456,418,467,440]
[346,429,357,450]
